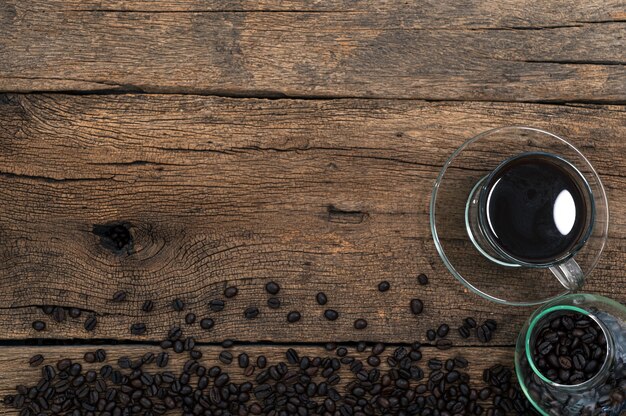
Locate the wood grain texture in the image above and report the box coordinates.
[0,94,624,344]
[0,1,625,100]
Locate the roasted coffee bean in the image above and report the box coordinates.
[52,307,66,323]
[95,349,106,362]
[354,319,368,330]
[29,355,44,367]
[42,305,54,315]
[184,313,196,325]
[464,317,477,328]
[426,329,436,341]
[324,309,339,321]
[244,307,260,319]
[172,298,185,311]
[219,351,233,365]
[156,352,169,368]
[68,308,81,319]
[222,339,234,348]
[238,353,249,369]
[417,273,429,285]
[458,325,470,338]
[267,297,281,309]
[316,292,328,305]
[83,316,97,332]
[484,319,498,331]
[199,318,214,330]
[168,325,182,341]
[436,324,449,338]
[377,281,390,292]
[141,300,155,313]
[265,281,280,295]
[112,290,127,302]
[410,299,424,315]
[256,356,267,369]
[477,325,492,343]
[209,300,225,312]
[436,339,453,350]
[83,352,96,363]
[32,321,46,331]
[224,286,238,298]
[130,323,146,335]
[367,356,380,367]
[287,311,301,323]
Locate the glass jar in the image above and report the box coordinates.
[515,294,626,415]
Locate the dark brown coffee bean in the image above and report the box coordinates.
[141,300,154,313]
[367,356,380,367]
[458,325,470,338]
[436,339,453,350]
[354,319,367,330]
[199,318,214,330]
[436,324,449,338]
[224,286,238,298]
[287,311,301,323]
[256,356,267,369]
[130,323,146,335]
[42,305,54,315]
[184,313,196,325]
[209,299,225,312]
[32,321,46,331]
[84,352,96,364]
[324,309,339,321]
[219,351,233,365]
[267,297,281,309]
[410,299,423,315]
[29,355,44,367]
[68,308,81,319]
[426,329,436,341]
[238,353,249,369]
[172,298,184,311]
[417,273,429,285]
[84,316,97,332]
[52,307,66,323]
[464,317,477,328]
[95,349,106,362]
[477,325,492,343]
[377,281,390,292]
[265,281,280,295]
[156,352,169,368]
[112,290,127,302]
[316,292,327,305]
[244,307,260,319]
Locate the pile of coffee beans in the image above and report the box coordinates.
[532,312,607,385]
[4,327,534,416]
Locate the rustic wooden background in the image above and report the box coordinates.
[0,0,625,413]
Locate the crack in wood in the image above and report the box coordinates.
[0,171,116,183]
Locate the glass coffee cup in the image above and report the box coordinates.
[431,126,608,305]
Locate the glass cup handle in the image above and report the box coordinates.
[549,258,584,291]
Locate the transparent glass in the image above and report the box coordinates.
[430,126,609,305]
[515,294,626,415]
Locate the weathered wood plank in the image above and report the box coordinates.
[0,1,624,100]
[0,345,515,403]
[0,94,623,344]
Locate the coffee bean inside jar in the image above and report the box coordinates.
[531,311,608,386]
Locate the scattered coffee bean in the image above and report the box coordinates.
[238,353,249,369]
[324,309,339,321]
[83,316,98,332]
[464,317,477,328]
[267,297,280,309]
[32,321,46,331]
[184,312,196,325]
[52,307,66,323]
[83,352,96,363]
[41,305,54,315]
[410,299,424,315]
[68,308,81,319]
[130,323,146,335]
[287,311,301,323]
[436,339,453,350]
[354,319,368,330]
[377,281,390,292]
[219,351,233,365]
[209,299,225,312]
[95,349,106,362]
[417,273,429,285]
[141,300,155,313]
[112,290,127,302]
[426,329,436,341]
[224,286,238,298]
[244,307,260,319]
[172,298,185,311]
[316,292,328,305]
[29,355,44,367]
[458,325,470,338]
[437,323,450,338]
[265,281,280,295]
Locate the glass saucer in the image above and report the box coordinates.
[430,127,608,306]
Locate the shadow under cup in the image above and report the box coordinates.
[466,152,595,291]
[430,126,608,306]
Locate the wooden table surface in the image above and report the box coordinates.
[0,1,625,414]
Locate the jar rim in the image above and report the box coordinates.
[524,304,613,391]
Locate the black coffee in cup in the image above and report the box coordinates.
[481,153,593,264]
